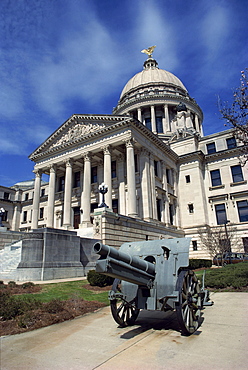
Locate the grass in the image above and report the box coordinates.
[19,280,110,304]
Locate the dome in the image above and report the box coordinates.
[120,59,187,100]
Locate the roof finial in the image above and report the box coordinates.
[141,45,156,58]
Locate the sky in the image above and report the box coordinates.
[0,0,247,187]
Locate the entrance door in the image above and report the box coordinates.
[73,207,80,229]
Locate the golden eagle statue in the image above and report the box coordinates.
[141,45,156,58]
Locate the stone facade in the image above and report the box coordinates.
[1,56,247,258]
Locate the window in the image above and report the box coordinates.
[1,210,8,221]
[215,203,227,225]
[23,211,27,222]
[169,204,174,225]
[166,168,172,185]
[74,171,80,188]
[134,154,138,172]
[111,161,117,178]
[210,169,222,187]
[25,193,29,201]
[91,166,98,183]
[156,199,162,221]
[231,165,244,183]
[237,200,248,222]
[41,189,45,197]
[112,199,118,214]
[185,175,191,183]
[58,176,65,192]
[145,117,152,130]
[4,192,10,200]
[207,142,216,154]
[154,160,158,177]
[188,204,194,213]
[39,207,44,219]
[192,240,197,251]
[226,137,236,149]
[156,116,163,133]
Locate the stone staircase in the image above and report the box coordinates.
[0,240,22,280]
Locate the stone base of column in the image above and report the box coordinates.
[62,224,74,230]
[79,221,92,228]
[128,213,138,218]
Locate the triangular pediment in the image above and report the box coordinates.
[29,114,129,160]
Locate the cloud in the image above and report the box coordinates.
[134,1,179,71]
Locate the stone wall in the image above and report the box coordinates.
[93,208,184,248]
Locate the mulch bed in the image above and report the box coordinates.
[0,283,110,337]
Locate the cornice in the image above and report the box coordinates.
[205,147,244,162]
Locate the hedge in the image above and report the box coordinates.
[188,259,212,269]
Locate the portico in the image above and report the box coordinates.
[29,115,179,237]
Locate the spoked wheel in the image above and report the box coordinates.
[175,270,202,335]
[110,279,140,327]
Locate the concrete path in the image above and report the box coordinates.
[1,292,248,370]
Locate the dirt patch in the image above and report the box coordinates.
[84,284,111,292]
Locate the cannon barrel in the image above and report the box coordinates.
[93,242,156,286]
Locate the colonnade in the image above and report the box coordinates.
[132,104,202,135]
[31,139,138,229]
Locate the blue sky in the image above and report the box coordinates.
[0,0,247,187]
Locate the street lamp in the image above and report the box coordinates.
[98,183,109,208]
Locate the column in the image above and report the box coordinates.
[81,153,91,224]
[31,170,41,229]
[140,149,152,220]
[186,110,193,128]
[117,154,126,215]
[161,161,170,225]
[149,155,157,219]
[103,145,112,209]
[63,159,73,228]
[137,107,142,123]
[126,139,137,217]
[47,165,56,228]
[151,105,157,133]
[163,104,170,132]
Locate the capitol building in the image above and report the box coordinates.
[1,51,248,258]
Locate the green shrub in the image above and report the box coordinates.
[0,280,4,285]
[87,270,114,287]
[189,259,212,270]
[8,281,17,288]
[0,291,41,320]
[22,282,35,289]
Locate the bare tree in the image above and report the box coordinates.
[219,68,248,164]
[198,224,242,266]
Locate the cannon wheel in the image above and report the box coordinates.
[175,270,201,335]
[110,279,140,327]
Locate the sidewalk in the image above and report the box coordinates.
[1,292,248,370]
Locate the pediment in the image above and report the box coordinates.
[29,114,126,160]
[49,121,106,149]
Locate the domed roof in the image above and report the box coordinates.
[120,59,187,100]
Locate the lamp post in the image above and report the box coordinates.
[0,207,6,227]
[98,183,109,208]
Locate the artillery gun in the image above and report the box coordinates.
[94,238,212,335]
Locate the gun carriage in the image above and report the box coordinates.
[94,238,212,335]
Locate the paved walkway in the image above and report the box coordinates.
[1,292,248,370]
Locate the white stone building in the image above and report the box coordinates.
[1,55,248,258]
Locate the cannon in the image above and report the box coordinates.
[94,238,213,335]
